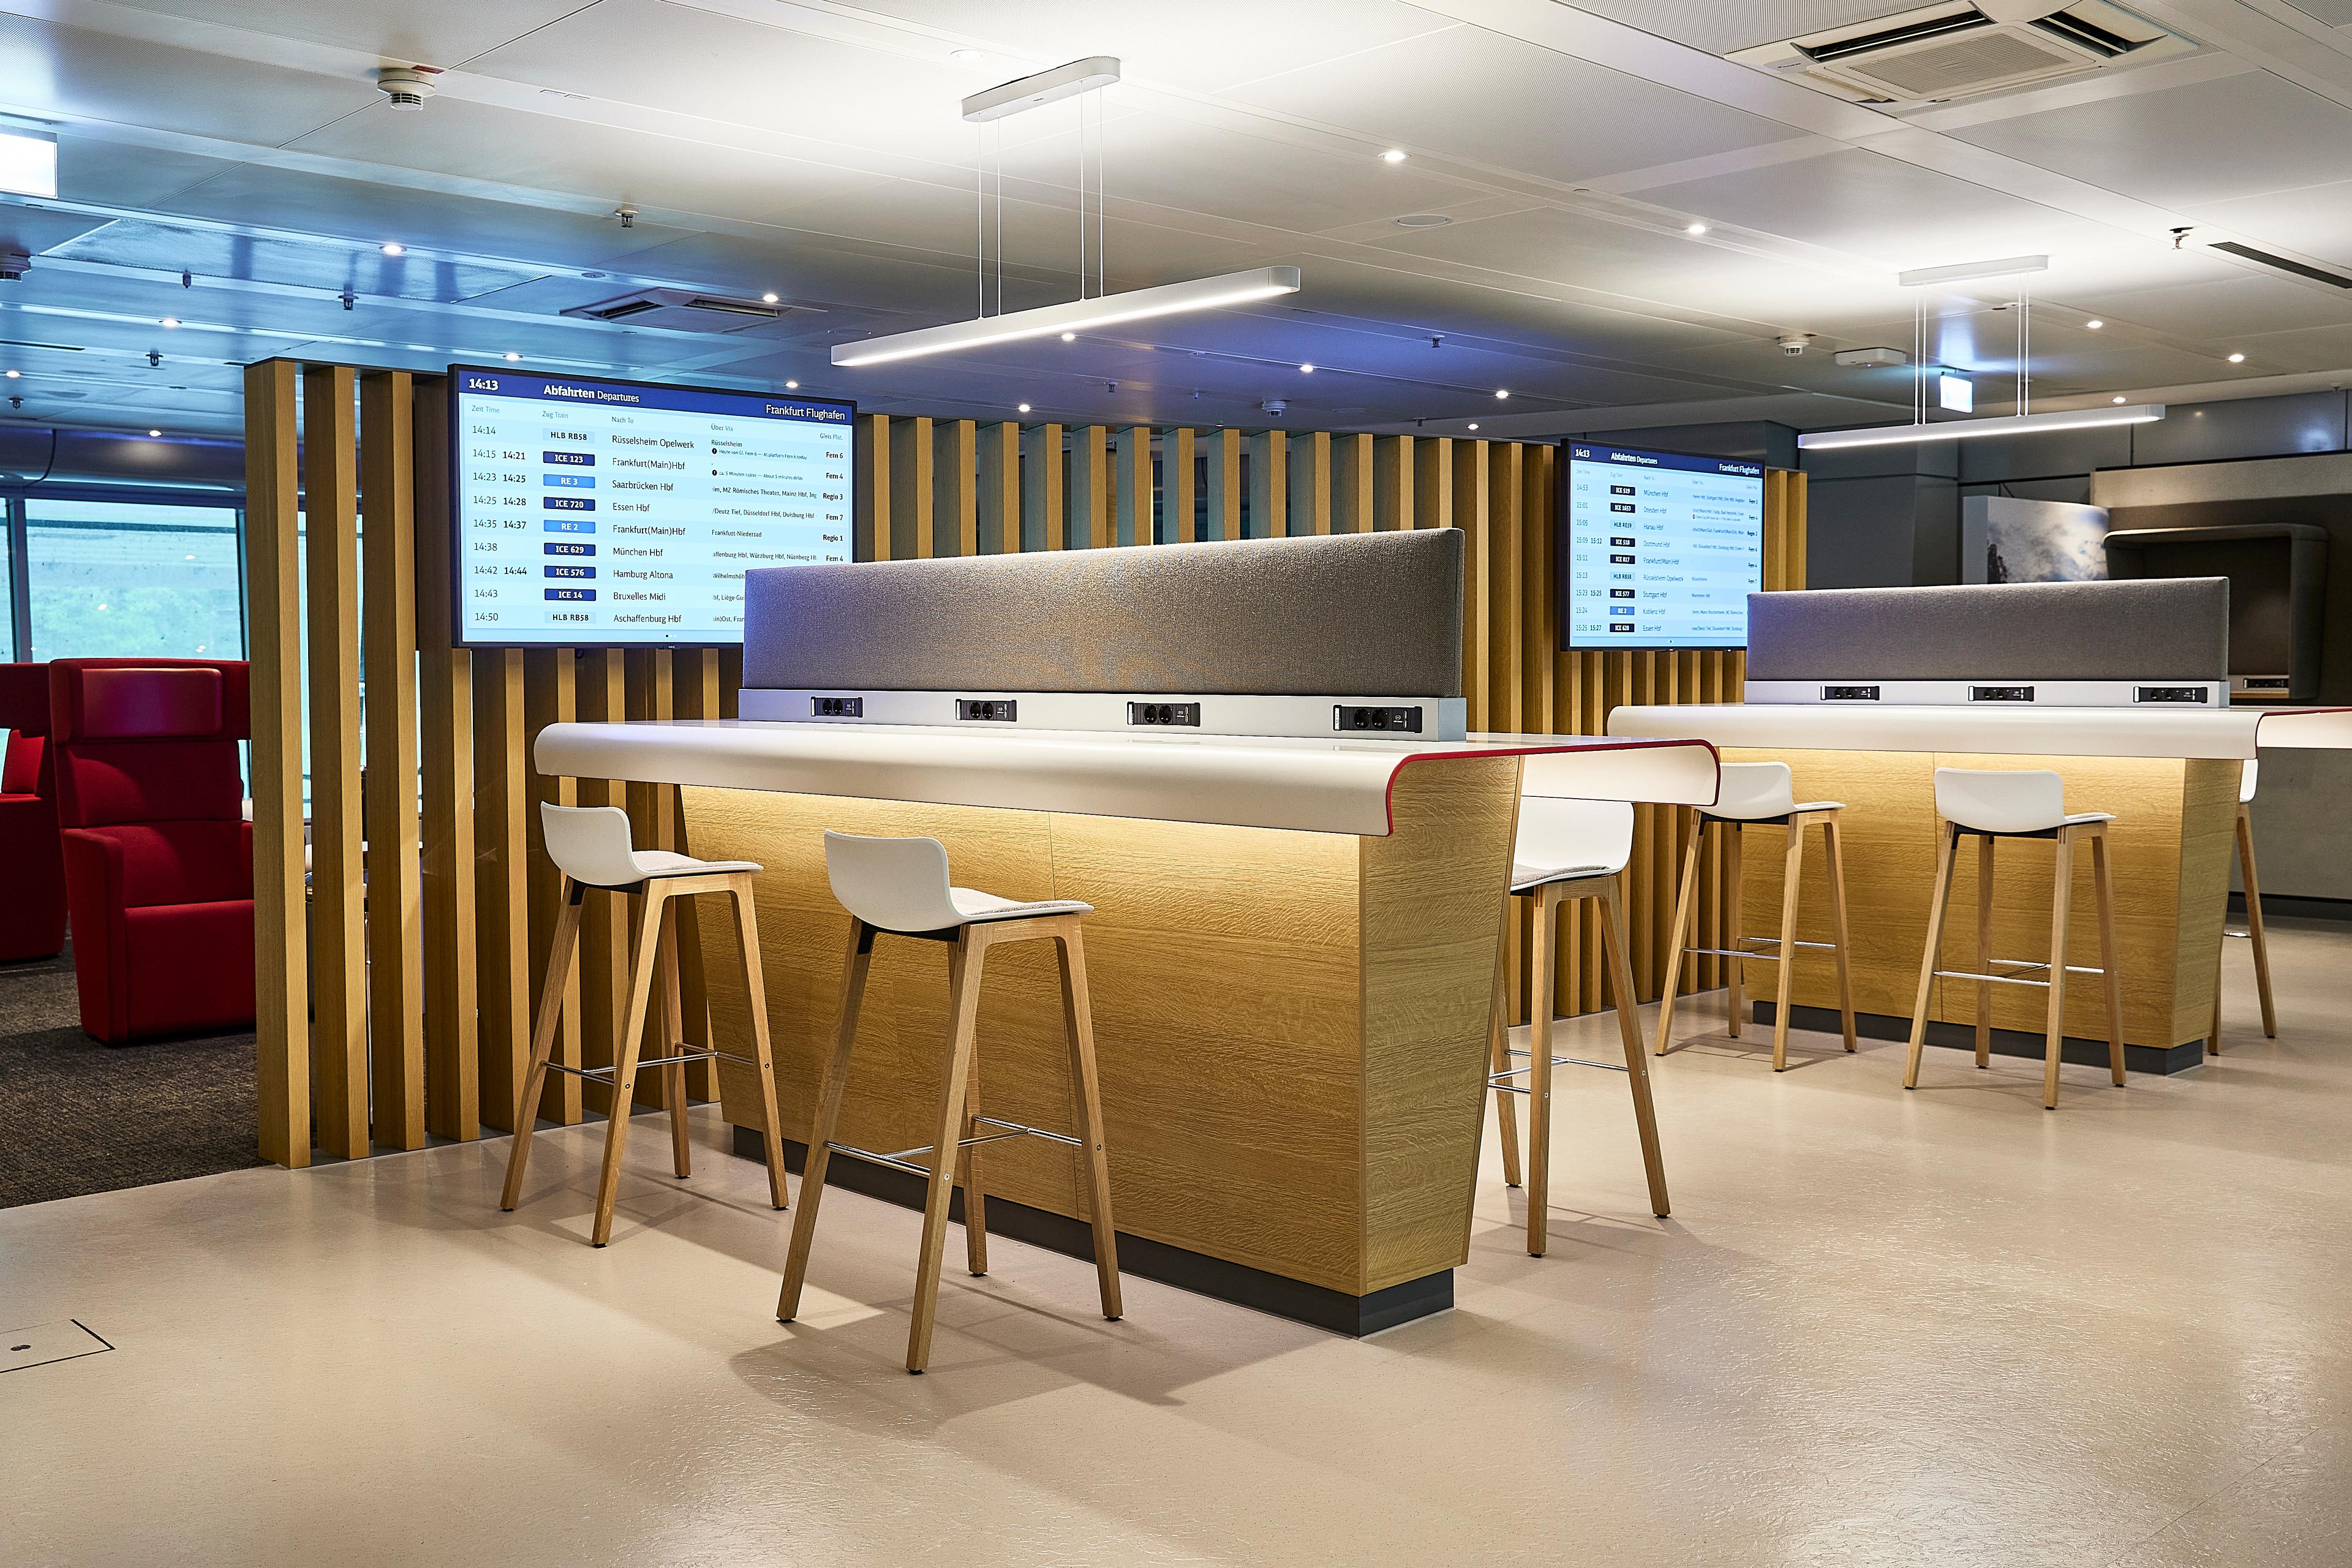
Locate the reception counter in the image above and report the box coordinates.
[537,718,1719,1333]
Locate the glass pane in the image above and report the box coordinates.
[25,497,243,660]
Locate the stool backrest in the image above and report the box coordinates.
[1713,761,1796,820]
[825,831,965,933]
[2242,758,2259,805]
[1515,796,1634,878]
[540,802,649,888]
[1934,767,2067,835]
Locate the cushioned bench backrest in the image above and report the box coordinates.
[1745,578,2229,682]
[48,660,250,829]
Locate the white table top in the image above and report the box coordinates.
[1605,703,2352,761]
[534,720,1721,837]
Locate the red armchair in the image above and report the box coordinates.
[0,663,67,962]
[48,658,255,1042]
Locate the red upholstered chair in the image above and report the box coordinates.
[48,658,255,1042]
[0,663,68,962]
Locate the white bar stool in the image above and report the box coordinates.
[777,831,1122,1374]
[500,802,790,1246]
[2209,758,2275,1052]
[1484,796,1668,1257]
[1654,761,1856,1071]
[1905,769,2125,1109]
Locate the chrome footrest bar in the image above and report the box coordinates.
[826,1114,1085,1178]
[971,1115,1085,1150]
[1489,1058,1629,1085]
[1990,959,2109,976]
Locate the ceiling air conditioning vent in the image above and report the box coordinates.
[559,287,794,333]
[1729,1,2193,105]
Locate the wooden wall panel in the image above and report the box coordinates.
[414,377,478,1144]
[474,649,531,1132]
[1020,423,1063,552]
[978,421,1019,554]
[858,412,892,562]
[1072,424,1110,548]
[359,370,426,1150]
[1250,431,1286,538]
[1288,430,1331,535]
[575,649,629,1115]
[1373,435,1412,531]
[934,418,977,558]
[673,652,722,1099]
[1415,436,1452,532]
[524,650,584,1126]
[1207,428,1243,540]
[1114,426,1152,547]
[1453,440,1490,731]
[891,414,934,560]
[1333,433,1374,533]
[244,360,310,1169]
[1163,426,1196,543]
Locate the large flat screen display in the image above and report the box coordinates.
[1561,443,1765,650]
[450,366,854,647]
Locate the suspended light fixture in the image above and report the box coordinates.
[832,58,1302,368]
[1799,254,2163,451]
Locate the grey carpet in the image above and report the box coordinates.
[0,946,265,1209]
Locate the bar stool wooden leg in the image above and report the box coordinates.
[1602,877,1670,1218]
[1488,933,1523,1188]
[726,876,790,1211]
[592,886,669,1246]
[952,938,990,1279]
[657,897,692,1181]
[1725,821,1745,1039]
[2092,829,2126,1087]
[1654,817,1703,1057]
[907,928,987,1374]
[1770,821,1804,1071]
[779,919,873,1322]
[2239,806,2277,1039]
[1055,920,1123,1322]
[1525,883,1559,1256]
[1975,835,1995,1069]
[2041,828,2076,1110]
[1821,815,1858,1053]
[501,880,585,1211]
[1905,822,1961,1091]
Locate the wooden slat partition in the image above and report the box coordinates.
[1115,426,1151,546]
[524,650,582,1126]
[1207,428,1243,540]
[978,421,1019,555]
[1251,430,1286,538]
[1163,426,1196,542]
[935,418,977,558]
[414,378,480,1144]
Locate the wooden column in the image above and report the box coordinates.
[1414,436,1452,532]
[1020,423,1063,551]
[1333,433,1374,533]
[415,377,478,1142]
[1071,424,1110,548]
[1374,435,1414,531]
[524,650,582,1126]
[1114,426,1152,547]
[1288,430,1331,535]
[858,412,892,562]
[243,360,309,1169]
[474,649,530,1132]
[1251,430,1287,538]
[978,421,1019,554]
[1161,426,1196,543]
[933,418,976,558]
[891,415,934,560]
[359,369,425,1150]
[1207,428,1243,540]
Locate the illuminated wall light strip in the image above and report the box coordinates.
[831,267,1302,367]
[1796,404,2165,451]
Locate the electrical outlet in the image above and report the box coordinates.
[810,696,864,718]
[1333,704,1423,734]
[1126,701,1200,727]
[2134,686,2209,704]
[1820,685,1880,701]
[955,698,1019,722]
[1969,685,2035,703]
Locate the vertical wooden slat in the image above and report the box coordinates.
[300,364,367,1159]
[1374,434,1413,531]
[1163,426,1196,542]
[414,375,477,1142]
[1289,429,1331,535]
[1487,442,1521,735]
[244,360,309,1169]
[858,412,892,562]
[1332,432,1374,533]
[360,369,424,1150]
[624,649,675,1110]
[1250,430,1287,538]
[473,649,530,1132]
[524,649,582,1126]
[1415,436,1453,532]
[1207,428,1243,539]
[1020,423,1063,552]
[934,418,976,558]
[1072,424,1110,548]
[978,421,1019,554]
[1453,440,1489,731]
[672,650,721,1099]
[1522,444,1555,741]
[575,649,628,1114]
[890,415,935,560]
[1114,426,1152,546]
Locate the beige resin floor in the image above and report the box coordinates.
[6,922,2348,1567]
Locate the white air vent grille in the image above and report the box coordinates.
[559,287,797,334]
[1730,1,2192,105]
[1828,27,2093,98]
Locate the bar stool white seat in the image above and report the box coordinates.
[778,831,1121,1374]
[2209,758,2276,1052]
[500,803,790,1246]
[1483,797,1669,1257]
[1905,769,2125,1109]
[1654,761,1857,1071]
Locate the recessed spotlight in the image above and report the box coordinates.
[3,369,17,379]
[762,292,780,304]
[1685,222,1708,236]
[159,317,181,328]
[2228,352,2246,363]
[1060,331,1076,342]
[1494,388,1509,399]
[504,351,521,361]
[1393,214,1452,228]
[2086,319,2103,329]
[951,48,985,61]
[1467,423,1480,431]
[784,379,799,389]
[2113,395,2127,404]
[148,429,162,437]
[1299,363,1314,374]
[380,242,404,256]
[1017,402,1032,413]
[1381,148,1408,164]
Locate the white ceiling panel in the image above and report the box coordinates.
[52,136,234,209]
[104,0,600,66]
[1221,26,1800,185]
[2180,181,2352,267]
[2076,271,2352,339]
[1557,2,1928,56]
[0,13,378,146]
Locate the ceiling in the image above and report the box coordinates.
[3,0,2352,443]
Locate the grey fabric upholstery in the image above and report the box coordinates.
[1744,578,2228,681]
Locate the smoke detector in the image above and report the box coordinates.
[0,247,28,281]
[1777,333,1815,356]
[1261,398,1288,417]
[376,67,439,110]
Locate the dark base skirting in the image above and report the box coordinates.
[2234,891,2352,924]
[1752,1003,2207,1077]
[728,1125,1450,1338]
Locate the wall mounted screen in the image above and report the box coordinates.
[1561,443,1765,650]
[449,365,854,647]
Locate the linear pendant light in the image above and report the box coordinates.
[1797,403,2165,450]
[832,267,1301,367]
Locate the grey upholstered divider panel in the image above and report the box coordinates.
[1746,578,2229,681]
[742,529,1464,697]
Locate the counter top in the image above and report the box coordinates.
[534,720,1721,836]
[1604,703,2352,760]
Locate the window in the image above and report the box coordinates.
[24,497,243,660]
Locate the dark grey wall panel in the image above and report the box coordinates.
[1957,422,2134,484]
[1746,578,2228,681]
[1959,475,2095,507]
[1804,477,1925,589]
[1909,475,1962,586]
[2129,392,2347,468]
[742,529,1464,697]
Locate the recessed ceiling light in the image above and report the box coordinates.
[1467,423,1479,431]
[1494,388,1509,399]
[783,379,799,389]
[762,292,780,304]
[1685,222,1708,236]
[1060,331,1076,342]
[1299,363,1314,373]
[3,369,17,378]
[504,351,521,361]
[2228,352,2246,363]
[148,429,161,437]
[1381,148,1408,164]
[1018,402,1032,413]
[2113,395,2128,404]
[1393,214,1452,228]
[159,317,181,328]
[380,242,404,256]
[951,48,986,61]
[2086,319,2103,329]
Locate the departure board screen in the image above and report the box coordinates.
[450,366,854,647]
[1560,443,1765,650]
